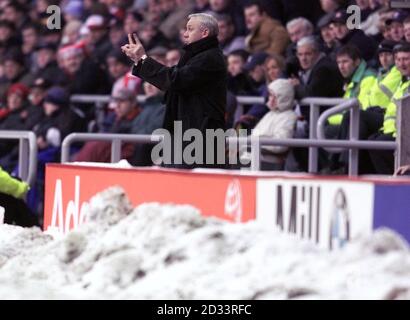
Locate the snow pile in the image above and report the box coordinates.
[0,186,409,299]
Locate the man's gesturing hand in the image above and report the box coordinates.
[121,33,146,64]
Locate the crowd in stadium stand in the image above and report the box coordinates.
[1,0,410,217]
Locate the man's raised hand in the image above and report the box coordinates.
[121,33,146,64]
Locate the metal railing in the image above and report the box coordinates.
[67,95,402,176]
[0,131,37,185]
[61,133,162,163]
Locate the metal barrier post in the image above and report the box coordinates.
[18,138,29,182]
[250,137,260,171]
[397,94,410,169]
[348,104,360,175]
[308,103,319,173]
[111,139,122,163]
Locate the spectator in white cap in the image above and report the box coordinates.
[84,14,112,67]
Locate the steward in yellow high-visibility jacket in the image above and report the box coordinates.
[0,167,39,227]
[368,43,410,175]
[330,48,377,126]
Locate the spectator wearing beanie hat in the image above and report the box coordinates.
[34,87,85,151]
[84,14,112,67]
[33,42,64,86]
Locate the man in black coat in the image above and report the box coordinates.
[122,13,227,169]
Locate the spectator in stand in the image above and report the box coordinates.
[368,43,410,174]
[27,78,49,116]
[209,0,246,36]
[240,79,297,171]
[332,40,402,174]
[244,1,289,56]
[109,19,127,48]
[0,167,39,228]
[0,50,34,103]
[84,15,113,68]
[32,42,63,85]
[320,0,348,14]
[226,49,254,97]
[385,10,407,43]
[62,0,85,23]
[290,36,344,172]
[73,88,141,163]
[2,1,31,31]
[292,36,344,103]
[34,86,85,153]
[61,20,83,46]
[284,17,314,78]
[0,20,20,58]
[131,81,166,166]
[193,0,210,13]
[403,16,410,43]
[216,14,245,56]
[21,23,41,68]
[317,13,338,56]
[264,54,285,83]
[58,42,110,121]
[106,48,132,87]
[137,20,169,52]
[124,9,144,35]
[159,0,195,42]
[0,83,36,169]
[234,52,271,131]
[165,48,182,67]
[330,9,377,61]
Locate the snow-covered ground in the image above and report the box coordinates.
[0,186,409,300]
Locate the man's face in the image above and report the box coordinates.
[217,20,233,43]
[63,54,83,75]
[265,58,282,82]
[183,18,207,45]
[404,22,410,42]
[124,14,140,34]
[249,64,265,83]
[331,22,349,40]
[23,28,38,47]
[288,23,310,44]
[165,50,181,67]
[89,29,106,45]
[337,54,360,79]
[227,54,244,77]
[389,21,404,42]
[321,25,334,44]
[297,44,319,71]
[210,0,229,12]
[0,26,12,42]
[37,49,55,69]
[4,60,22,80]
[395,51,410,77]
[245,5,263,31]
[107,57,129,79]
[379,51,394,70]
[113,99,133,118]
[7,92,24,111]
[29,88,46,106]
[43,101,59,116]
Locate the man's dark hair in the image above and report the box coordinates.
[393,42,410,54]
[228,49,249,63]
[5,1,25,13]
[216,14,233,25]
[336,44,362,61]
[244,0,266,14]
[22,22,41,33]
